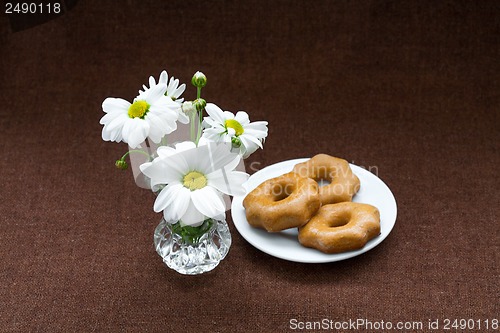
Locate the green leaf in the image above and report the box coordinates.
[172,218,214,244]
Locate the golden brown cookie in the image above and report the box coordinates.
[293,154,360,205]
[298,202,380,253]
[243,172,321,232]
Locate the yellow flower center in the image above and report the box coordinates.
[183,171,207,191]
[128,100,150,119]
[225,119,244,136]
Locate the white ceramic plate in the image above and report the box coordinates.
[231,158,397,263]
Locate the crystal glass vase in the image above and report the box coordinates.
[154,217,231,275]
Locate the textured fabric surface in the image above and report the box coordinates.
[0,1,498,332]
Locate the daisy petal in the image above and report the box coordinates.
[202,117,218,127]
[99,110,121,125]
[207,143,239,171]
[173,83,186,98]
[148,76,156,88]
[140,157,184,185]
[240,133,263,149]
[191,186,226,218]
[175,141,197,152]
[180,200,206,227]
[146,112,168,143]
[223,154,241,171]
[244,128,268,138]
[154,183,183,212]
[205,103,226,123]
[244,121,269,131]
[169,187,191,221]
[125,118,150,148]
[105,113,129,132]
[177,108,190,124]
[102,98,130,114]
[159,70,168,85]
[207,170,249,196]
[152,153,189,180]
[156,146,178,157]
[235,111,250,125]
[147,83,168,102]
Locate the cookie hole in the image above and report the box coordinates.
[271,183,295,201]
[311,167,334,187]
[328,215,351,228]
[316,179,331,187]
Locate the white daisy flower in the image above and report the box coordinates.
[139,70,186,104]
[100,84,185,149]
[138,70,189,125]
[202,103,268,158]
[140,141,249,227]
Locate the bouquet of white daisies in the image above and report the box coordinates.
[100,70,268,228]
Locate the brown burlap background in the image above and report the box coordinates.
[1,1,498,332]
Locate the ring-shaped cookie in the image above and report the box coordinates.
[293,154,360,205]
[298,202,380,253]
[243,172,321,232]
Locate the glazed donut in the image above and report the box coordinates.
[293,154,360,205]
[298,202,380,254]
[243,172,321,232]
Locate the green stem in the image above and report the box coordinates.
[190,112,196,142]
[195,108,204,145]
[120,149,151,161]
[194,87,203,145]
[172,218,214,244]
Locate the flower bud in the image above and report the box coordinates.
[191,71,207,88]
[193,98,207,112]
[181,101,196,115]
[115,159,128,170]
[231,137,242,148]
